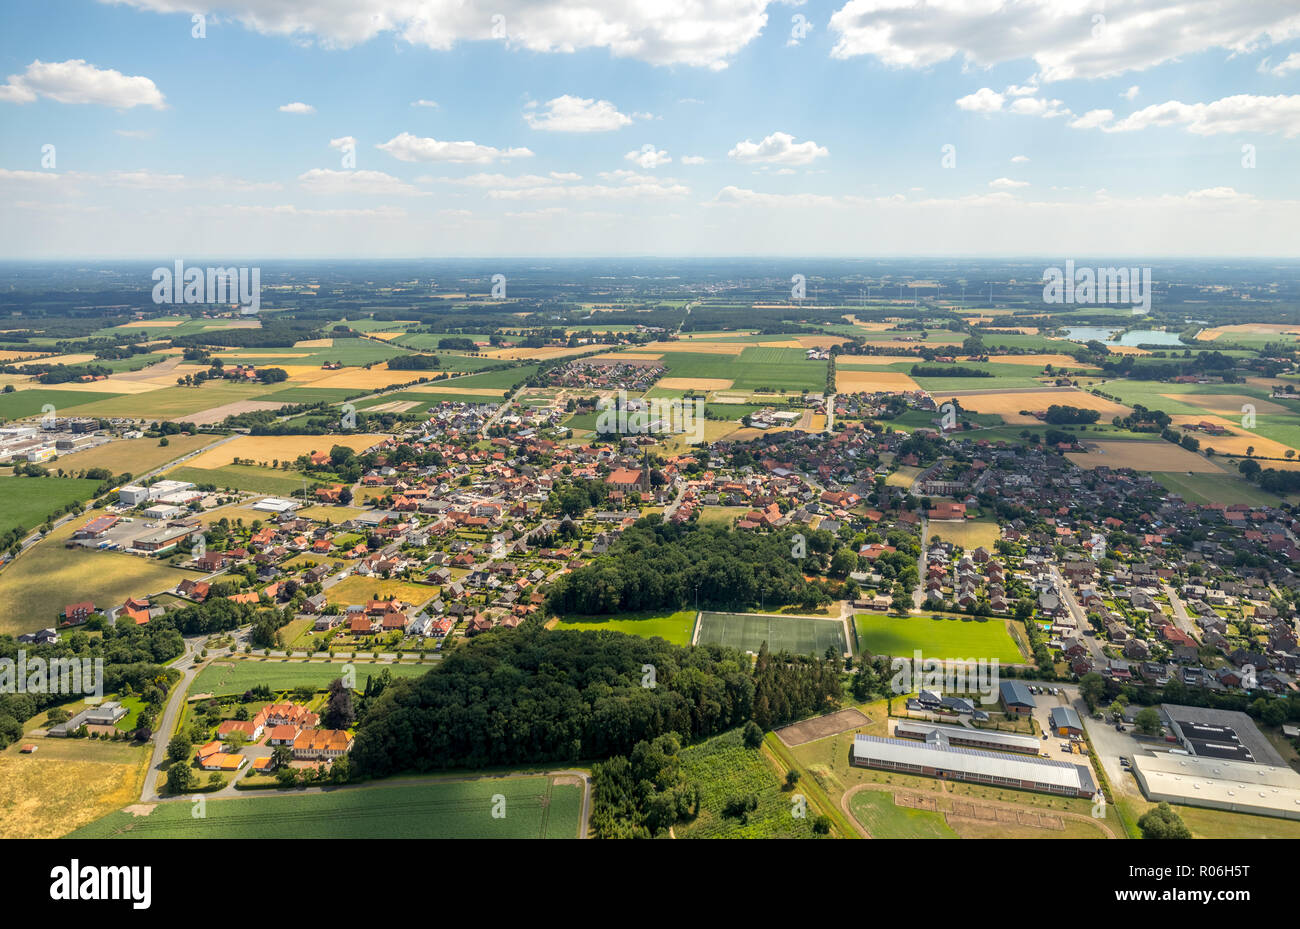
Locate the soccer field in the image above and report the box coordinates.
[853,613,1025,664]
[698,611,846,656]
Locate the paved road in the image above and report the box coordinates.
[1049,564,1107,665]
[1162,583,1201,643]
[140,635,207,802]
[912,516,929,610]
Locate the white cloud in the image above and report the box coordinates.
[828,0,1300,82]
[0,168,61,184]
[279,101,315,114]
[1261,53,1300,76]
[1069,108,1115,129]
[625,145,672,169]
[1122,85,1140,100]
[1006,82,1038,96]
[524,95,632,132]
[376,132,533,163]
[956,87,1004,112]
[1010,155,1030,163]
[328,136,356,150]
[0,59,164,108]
[1077,94,1300,137]
[106,0,772,70]
[988,177,1029,189]
[298,168,428,195]
[411,99,439,108]
[488,171,688,201]
[550,171,582,181]
[1008,96,1069,118]
[438,173,561,188]
[680,155,708,165]
[728,131,828,166]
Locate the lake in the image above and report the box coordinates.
[1063,326,1186,346]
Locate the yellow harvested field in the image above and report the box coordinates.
[843,319,895,331]
[184,433,387,469]
[38,378,161,395]
[118,318,184,328]
[363,400,421,413]
[35,353,98,366]
[186,399,288,426]
[1067,440,1218,472]
[1103,344,1151,355]
[307,367,431,391]
[56,433,220,473]
[794,335,850,349]
[293,338,334,348]
[836,355,925,367]
[946,389,1131,423]
[0,738,150,838]
[0,350,50,362]
[364,331,405,341]
[597,352,665,361]
[860,339,964,349]
[1198,323,1300,341]
[643,341,747,355]
[1164,394,1288,417]
[486,345,602,361]
[809,414,827,431]
[929,520,1002,549]
[1171,416,1300,460]
[404,384,508,396]
[982,354,1099,368]
[274,365,340,383]
[836,370,921,393]
[657,377,734,391]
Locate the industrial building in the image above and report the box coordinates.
[851,734,1096,798]
[891,720,1041,755]
[1130,752,1300,820]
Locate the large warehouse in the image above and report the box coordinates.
[1130,752,1300,820]
[852,734,1097,798]
[891,720,1042,755]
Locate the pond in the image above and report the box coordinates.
[1063,326,1185,346]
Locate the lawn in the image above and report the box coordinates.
[69,775,582,839]
[190,659,432,696]
[674,728,823,838]
[553,609,697,647]
[0,476,102,535]
[853,613,1025,664]
[323,575,438,609]
[849,789,958,838]
[697,611,847,656]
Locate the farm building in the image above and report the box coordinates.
[851,734,1096,798]
[892,720,1041,755]
[1049,706,1084,737]
[999,680,1036,715]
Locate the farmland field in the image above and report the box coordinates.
[0,511,198,636]
[553,609,697,646]
[69,776,582,839]
[181,433,387,470]
[60,383,277,420]
[945,388,1130,423]
[1153,468,1289,505]
[54,433,222,476]
[0,388,124,421]
[1065,439,1218,472]
[190,659,433,696]
[0,737,152,839]
[0,476,102,535]
[697,611,846,656]
[674,728,823,838]
[324,575,438,609]
[162,465,316,495]
[853,613,1025,664]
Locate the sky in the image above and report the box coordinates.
[1,0,1299,259]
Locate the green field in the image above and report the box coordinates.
[0,476,102,534]
[0,389,125,421]
[162,465,314,495]
[1152,469,1286,506]
[675,728,822,838]
[849,789,958,838]
[853,613,1025,664]
[658,348,826,393]
[190,659,432,696]
[553,610,697,646]
[62,383,276,420]
[69,776,582,839]
[219,338,413,367]
[697,611,846,656]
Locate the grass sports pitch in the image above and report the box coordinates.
[853,613,1025,664]
[698,611,846,656]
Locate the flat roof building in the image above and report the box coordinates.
[852,734,1096,798]
[1130,752,1300,820]
[1162,704,1285,766]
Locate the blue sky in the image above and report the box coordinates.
[1,0,1299,258]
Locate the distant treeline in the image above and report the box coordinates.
[909,364,992,378]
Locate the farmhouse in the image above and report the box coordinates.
[292,728,353,761]
[851,734,1096,798]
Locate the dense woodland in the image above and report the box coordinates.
[348,625,842,777]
